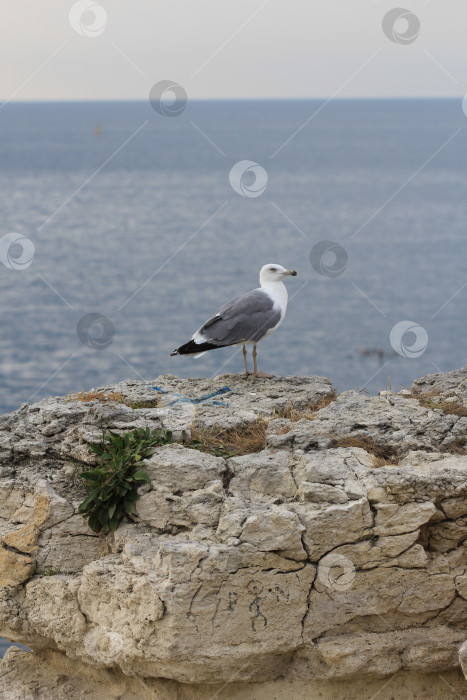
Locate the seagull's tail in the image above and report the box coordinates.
[170,339,218,357]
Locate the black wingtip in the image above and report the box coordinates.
[172,339,219,356]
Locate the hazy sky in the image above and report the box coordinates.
[1,0,466,102]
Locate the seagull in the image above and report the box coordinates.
[170,264,297,378]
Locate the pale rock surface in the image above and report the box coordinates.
[266,390,467,455]
[1,369,467,697]
[459,639,467,680]
[412,365,467,405]
[1,647,466,700]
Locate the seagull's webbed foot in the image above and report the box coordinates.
[242,345,274,378]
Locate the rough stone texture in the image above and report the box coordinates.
[1,647,466,700]
[266,390,467,455]
[459,639,467,680]
[411,365,467,404]
[1,369,467,697]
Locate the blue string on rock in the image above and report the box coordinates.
[151,386,231,407]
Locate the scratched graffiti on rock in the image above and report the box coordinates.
[226,579,291,632]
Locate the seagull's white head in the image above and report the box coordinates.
[259,264,297,287]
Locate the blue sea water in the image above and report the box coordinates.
[0,99,466,415]
[0,639,29,659]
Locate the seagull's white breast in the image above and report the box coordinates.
[261,281,289,337]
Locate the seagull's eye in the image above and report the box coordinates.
[270,267,277,272]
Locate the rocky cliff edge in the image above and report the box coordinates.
[1,368,467,697]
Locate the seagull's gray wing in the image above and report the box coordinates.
[196,289,281,346]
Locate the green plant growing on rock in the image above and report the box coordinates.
[77,427,173,533]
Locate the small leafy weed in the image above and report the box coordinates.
[77,427,173,533]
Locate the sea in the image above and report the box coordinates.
[1,99,466,416]
[0,97,467,654]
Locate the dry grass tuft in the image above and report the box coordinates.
[187,418,268,457]
[272,393,337,422]
[328,433,399,466]
[67,390,126,404]
[66,390,159,409]
[269,393,337,435]
[182,395,338,455]
[277,425,294,435]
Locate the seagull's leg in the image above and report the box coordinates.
[252,344,274,379]
[242,345,251,376]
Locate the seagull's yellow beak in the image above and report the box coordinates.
[285,269,297,276]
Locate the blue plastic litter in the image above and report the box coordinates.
[151,386,231,407]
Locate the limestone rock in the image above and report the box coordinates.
[459,638,467,679]
[2,523,39,555]
[374,501,437,536]
[0,547,34,588]
[266,390,464,455]
[366,454,467,504]
[294,498,373,561]
[1,369,467,693]
[305,567,456,640]
[25,576,87,650]
[1,647,466,700]
[411,365,467,404]
[238,507,306,560]
[297,627,466,680]
[228,450,297,501]
[134,444,226,530]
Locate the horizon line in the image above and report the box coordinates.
[1,95,464,106]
